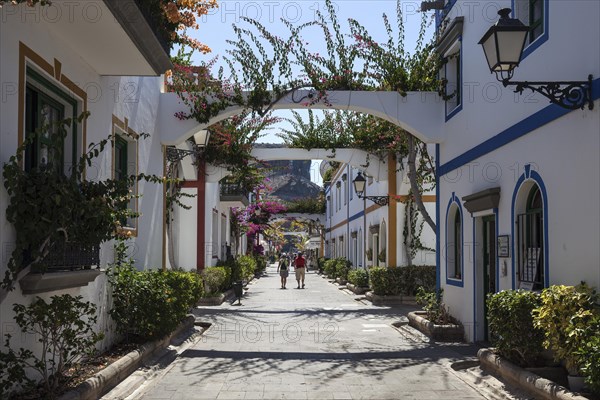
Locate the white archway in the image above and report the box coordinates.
[158,90,445,146]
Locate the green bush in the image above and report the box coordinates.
[109,266,203,343]
[0,295,103,398]
[533,283,599,375]
[415,287,453,325]
[401,265,436,295]
[368,266,403,295]
[486,290,544,367]
[335,258,351,281]
[254,255,267,275]
[237,255,257,281]
[202,267,229,294]
[218,258,239,288]
[317,257,327,273]
[323,259,337,278]
[348,269,369,287]
[163,270,204,311]
[575,314,600,395]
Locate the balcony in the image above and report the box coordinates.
[220,183,250,206]
[19,242,102,295]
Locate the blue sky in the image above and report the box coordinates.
[186,1,434,184]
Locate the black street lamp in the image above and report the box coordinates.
[479,8,593,110]
[352,172,389,206]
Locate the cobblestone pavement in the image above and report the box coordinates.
[132,264,493,400]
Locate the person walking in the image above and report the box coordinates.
[277,253,289,289]
[294,252,306,289]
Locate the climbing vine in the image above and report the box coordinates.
[2,113,187,290]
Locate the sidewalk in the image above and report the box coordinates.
[128,264,489,399]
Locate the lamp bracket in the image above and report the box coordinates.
[502,74,593,110]
[165,146,206,164]
[358,194,390,206]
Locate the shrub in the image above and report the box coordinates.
[348,269,369,288]
[237,255,257,281]
[533,283,599,375]
[317,257,327,273]
[254,255,267,275]
[217,258,239,287]
[323,259,337,278]
[0,295,104,398]
[109,266,203,343]
[486,290,544,367]
[402,265,436,295]
[163,270,204,312]
[368,266,403,295]
[575,314,600,395]
[202,267,229,294]
[335,258,351,281]
[415,287,452,324]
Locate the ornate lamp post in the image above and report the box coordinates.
[479,8,593,110]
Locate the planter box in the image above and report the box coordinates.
[197,289,234,306]
[335,278,347,285]
[365,292,418,305]
[346,284,369,295]
[365,291,404,305]
[478,349,591,400]
[407,311,464,342]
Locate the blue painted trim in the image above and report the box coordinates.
[494,208,499,292]
[511,0,549,60]
[436,144,440,292]
[445,192,464,287]
[435,0,458,30]
[348,210,364,223]
[472,215,477,341]
[510,166,549,289]
[445,36,463,121]
[438,77,600,177]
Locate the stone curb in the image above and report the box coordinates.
[478,348,590,400]
[58,315,196,400]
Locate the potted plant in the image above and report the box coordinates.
[533,283,599,392]
[365,248,373,261]
[378,248,386,263]
[409,287,464,342]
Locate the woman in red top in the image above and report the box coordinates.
[294,252,306,289]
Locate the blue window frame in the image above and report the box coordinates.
[445,193,464,286]
[512,0,549,59]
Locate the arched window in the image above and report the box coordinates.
[453,210,462,279]
[517,185,545,289]
[446,196,463,285]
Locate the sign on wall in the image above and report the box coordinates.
[497,235,510,257]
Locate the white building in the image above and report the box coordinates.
[432,0,600,342]
[324,156,436,269]
[0,1,244,356]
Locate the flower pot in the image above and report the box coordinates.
[567,375,587,392]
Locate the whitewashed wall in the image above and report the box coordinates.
[438,0,600,342]
[0,5,166,359]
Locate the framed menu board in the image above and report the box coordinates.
[498,235,510,257]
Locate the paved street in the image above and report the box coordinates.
[132,264,490,399]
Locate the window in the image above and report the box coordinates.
[112,117,139,233]
[446,200,463,284]
[212,210,219,258]
[453,210,462,278]
[517,185,544,289]
[25,68,78,173]
[336,183,341,211]
[513,0,548,58]
[514,0,545,45]
[442,41,461,118]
